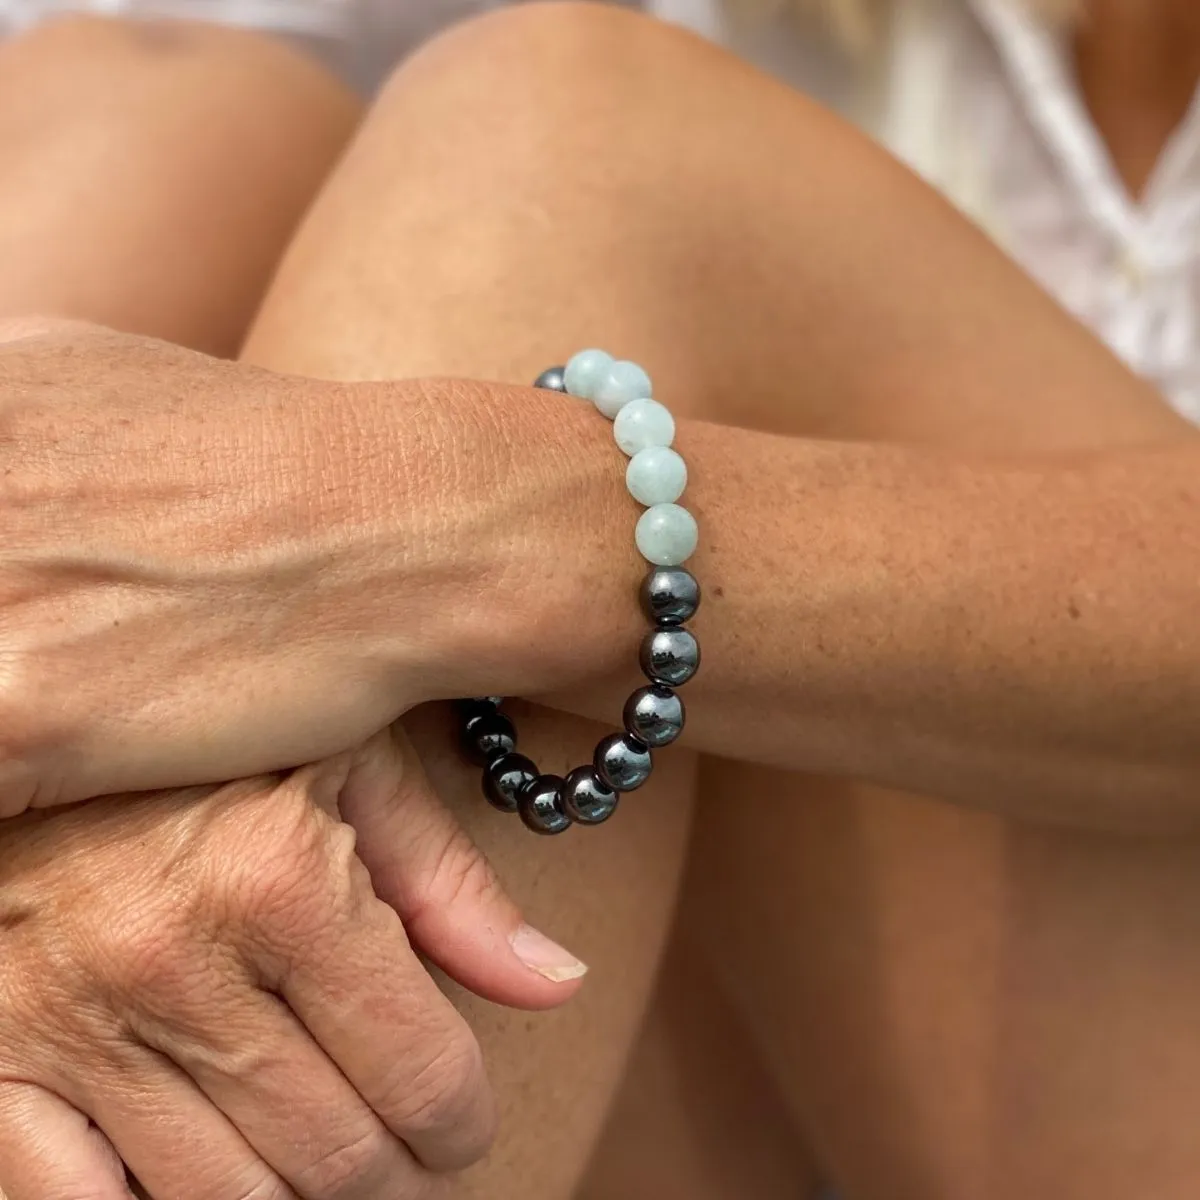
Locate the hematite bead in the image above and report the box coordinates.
[594,733,653,792]
[456,698,498,729]
[533,366,567,393]
[623,685,685,748]
[640,567,700,626]
[483,752,539,814]
[519,774,572,835]
[463,710,517,766]
[562,766,619,825]
[640,626,700,687]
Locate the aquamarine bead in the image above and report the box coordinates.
[626,445,687,505]
[613,398,675,456]
[563,348,614,400]
[635,503,698,566]
[592,360,653,419]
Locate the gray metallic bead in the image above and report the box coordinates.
[456,697,495,725]
[463,710,517,766]
[594,733,653,793]
[562,766,620,826]
[640,627,700,687]
[533,365,568,392]
[639,567,700,626]
[519,774,572,835]
[483,752,539,814]
[623,685,685,748]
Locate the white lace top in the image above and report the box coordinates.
[2,0,1198,421]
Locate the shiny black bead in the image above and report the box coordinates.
[533,366,568,392]
[594,733,653,792]
[456,698,498,731]
[623,685,685,748]
[639,626,700,687]
[640,567,701,626]
[463,710,517,766]
[519,774,572,835]
[483,752,539,814]
[562,766,619,825]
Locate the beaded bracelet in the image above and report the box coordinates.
[455,349,701,835]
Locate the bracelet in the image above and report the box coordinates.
[455,349,701,835]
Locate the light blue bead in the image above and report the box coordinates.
[627,446,687,505]
[613,398,675,456]
[592,360,653,419]
[563,348,614,400]
[635,503,698,566]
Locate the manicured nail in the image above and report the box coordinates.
[510,923,588,982]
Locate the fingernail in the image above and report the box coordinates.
[510,923,589,982]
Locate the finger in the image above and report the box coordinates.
[262,771,497,1173]
[340,724,588,1008]
[0,1080,130,1200]
[70,1042,296,1200]
[132,989,424,1198]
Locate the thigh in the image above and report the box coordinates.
[247,1,1180,448]
[0,14,358,354]
[579,923,824,1200]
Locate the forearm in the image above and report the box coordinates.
[670,424,1200,828]
[384,383,1200,829]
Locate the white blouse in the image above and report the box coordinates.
[653,0,1200,423]
[2,0,1198,422]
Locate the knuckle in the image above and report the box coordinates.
[417,827,504,923]
[292,1123,391,1197]
[151,1028,279,1088]
[217,777,360,941]
[390,1032,491,1144]
[99,908,200,1004]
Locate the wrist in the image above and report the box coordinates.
[336,378,639,707]
[452,380,644,698]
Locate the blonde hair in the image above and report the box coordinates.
[725,0,1080,53]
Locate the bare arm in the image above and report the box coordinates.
[360,382,1200,831]
[4,326,1196,830]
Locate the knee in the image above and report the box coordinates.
[396,1,688,88]
[374,2,728,162]
[0,12,358,119]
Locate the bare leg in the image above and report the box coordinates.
[0,15,358,354]
[246,5,1198,1197]
[577,928,824,1200]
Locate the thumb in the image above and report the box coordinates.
[337,726,587,1011]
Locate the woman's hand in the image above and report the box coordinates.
[0,319,631,815]
[0,726,584,1198]
[0,319,441,812]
